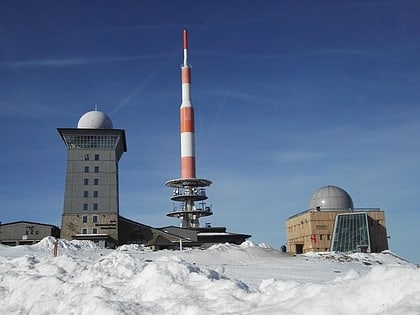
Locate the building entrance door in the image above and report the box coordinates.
[296,244,303,254]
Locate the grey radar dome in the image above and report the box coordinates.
[309,185,353,210]
[77,110,113,129]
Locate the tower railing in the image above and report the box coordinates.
[172,188,206,198]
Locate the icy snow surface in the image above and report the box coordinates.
[1,237,419,314]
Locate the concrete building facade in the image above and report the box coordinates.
[58,110,127,248]
[0,221,60,246]
[286,185,388,254]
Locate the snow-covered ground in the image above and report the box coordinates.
[1,238,419,314]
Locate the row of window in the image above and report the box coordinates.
[85,154,100,161]
[82,203,99,211]
[84,178,99,185]
[82,215,98,223]
[288,225,304,232]
[84,191,99,198]
[289,234,332,242]
[25,230,40,235]
[316,234,331,241]
[84,166,100,173]
[81,228,98,234]
[65,135,118,149]
[67,135,118,149]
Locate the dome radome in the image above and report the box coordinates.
[77,110,113,129]
[309,185,354,210]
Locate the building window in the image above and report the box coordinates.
[83,203,88,211]
[84,166,89,173]
[93,203,98,210]
[82,228,88,234]
[85,154,89,161]
[92,228,98,234]
[93,215,98,223]
[84,179,89,185]
[331,213,370,253]
[94,166,99,173]
[94,178,99,185]
[327,234,331,240]
[320,234,324,240]
[93,191,98,198]
[83,191,88,198]
[95,154,99,161]
[82,216,87,223]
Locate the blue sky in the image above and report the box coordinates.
[1,1,420,263]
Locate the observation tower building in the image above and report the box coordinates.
[58,110,127,247]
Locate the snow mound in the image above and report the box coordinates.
[302,251,413,266]
[256,242,273,249]
[1,240,419,314]
[209,241,272,251]
[208,242,237,251]
[95,251,147,278]
[123,255,251,313]
[116,243,152,252]
[33,236,100,252]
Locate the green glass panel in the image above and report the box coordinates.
[332,213,370,252]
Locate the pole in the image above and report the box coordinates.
[53,239,58,257]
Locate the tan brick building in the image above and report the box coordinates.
[286,185,388,254]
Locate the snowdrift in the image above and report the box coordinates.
[0,238,419,314]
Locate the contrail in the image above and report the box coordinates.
[110,0,237,116]
[110,53,176,115]
[199,93,228,155]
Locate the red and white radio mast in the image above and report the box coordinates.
[166,29,212,228]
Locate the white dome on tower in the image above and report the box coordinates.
[309,185,354,210]
[77,110,113,129]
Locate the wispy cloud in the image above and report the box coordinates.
[0,100,60,118]
[273,150,328,164]
[200,49,370,61]
[0,54,167,68]
[202,88,253,101]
